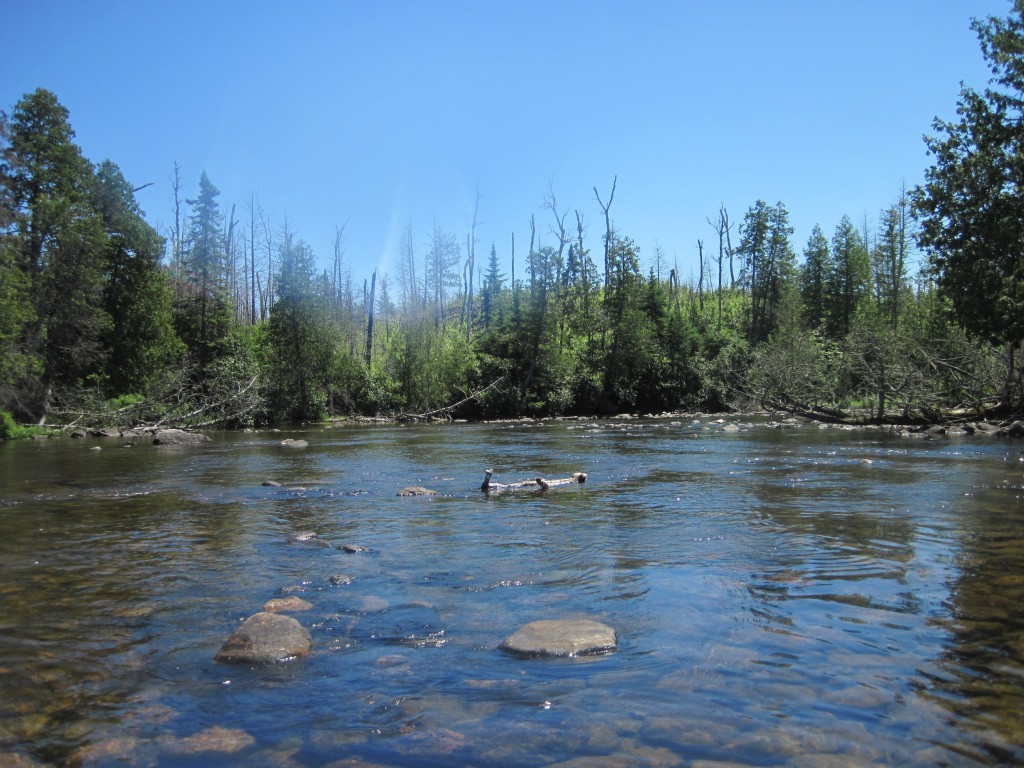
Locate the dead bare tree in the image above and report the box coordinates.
[707,205,734,331]
[697,239,705,314]
[223,203,239,321]
[465,184,480,342]
[365,270,376,368]
[333,221,349,312]
[246,193,265,325]
[542,180,570,281]
[593,175,617,288]
[170,162,184,301]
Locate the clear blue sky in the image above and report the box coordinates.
[1,1,1009,285]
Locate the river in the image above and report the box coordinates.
[0,416,1022,767]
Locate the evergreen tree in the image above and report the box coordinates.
[4,89,109,417]
[873,189,914,328]
[481,242,504,327]
[915,1,1024,355]
[176,172,231,374]
[828,215,870,338]
[739,200,795,342]
[799,224,833,331]
[92,160,182,395]
[264,232,336,421]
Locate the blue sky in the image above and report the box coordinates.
[2,1,1009,285]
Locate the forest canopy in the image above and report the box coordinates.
[2,4,1023,431]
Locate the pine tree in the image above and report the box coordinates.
[4,89,109,417]
[915,1,1024,355]
[177,171,230,373]
[799,224,833,331]
[829,215,870,338]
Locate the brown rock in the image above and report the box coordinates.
[500,619,617,658]
[263,596,313,613]
[215,612,312,663]
[162,726,255,754]
[153,428,210,445]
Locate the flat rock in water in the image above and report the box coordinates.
[261,480,282,487]
[280,438,309,448]
[153,429,210,445]
[263,596,313,613]
[214,612,311,663]
[397,486,437,497]
[500,619,617,658]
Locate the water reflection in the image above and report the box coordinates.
[922,476,1024,763]
[0,422,1022,765]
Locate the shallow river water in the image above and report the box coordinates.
[1,416,1023,767]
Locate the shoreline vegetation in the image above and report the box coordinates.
[5,407,1023,445]
[3,6,1024,440]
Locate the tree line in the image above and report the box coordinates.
[2,6,1023,431]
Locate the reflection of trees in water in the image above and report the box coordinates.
[920,487,1024,763]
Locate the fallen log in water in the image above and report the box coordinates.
[481,469,587,493]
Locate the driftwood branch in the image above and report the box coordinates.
[149,375,260,429]
[400,377,504,422]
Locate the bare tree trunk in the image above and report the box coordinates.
[697,239,705,314]
[365,271,376,368]
[575,210,590,323]
[224,203,238,321]
[723,208,735,288]
[708,206,731,331]
[594,175,617,288]
[262,212,274,319]
[333,223,348,311]
[466,187,479,342]
[247,194,261,326]
[171,162,183,302]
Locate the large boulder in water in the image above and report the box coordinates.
[214,612,311,663]
[153,428,210,446]
[500,619,617,658]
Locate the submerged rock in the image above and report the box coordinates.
[280,438,309,448]
[500,619,617,658]
[338,543,369,553]
[161,726,255,754]
[214,612,312,663]
[289,531,331,548]
[397,486,438,497]
[263,596,313,613]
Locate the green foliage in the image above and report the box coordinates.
[93,161,183,394]
[749,326,839,412]
[799,224,833,331]
[738,201,795,343]
[828,215,871,339]
[263,263,339,423]
[915,3,1024,353]
[2,81,1019,426]
[175,172,229,374]
[0,409,20,439]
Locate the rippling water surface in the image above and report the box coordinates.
[1,416,1023,766]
